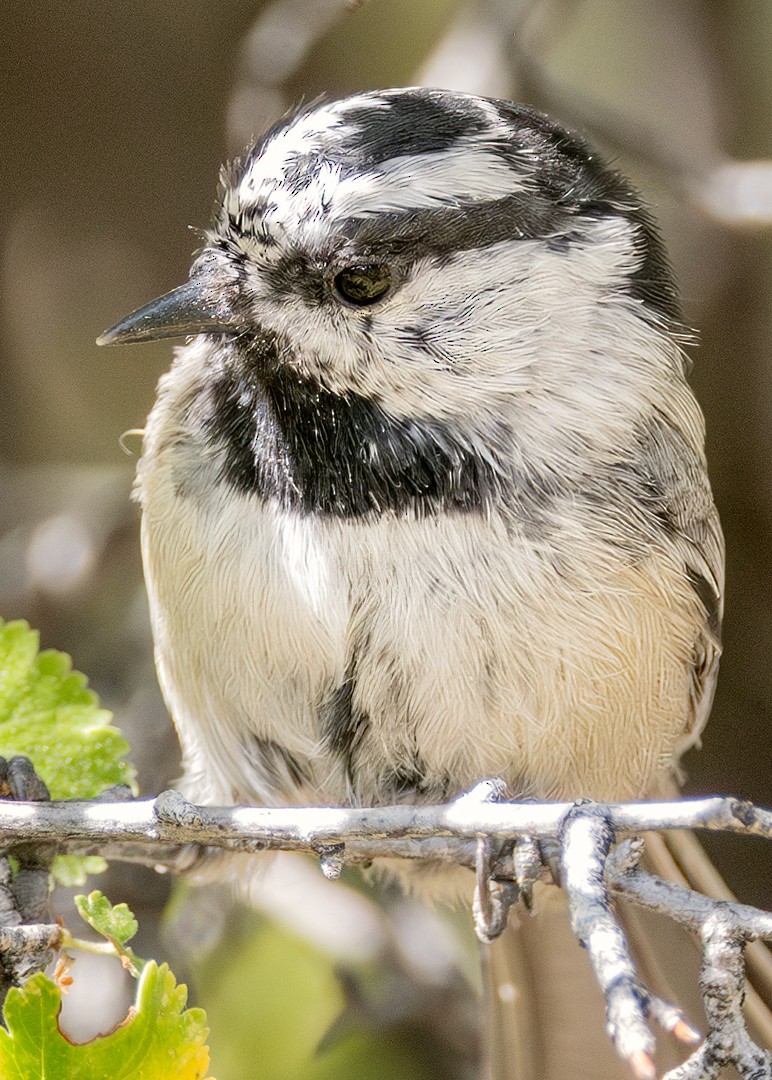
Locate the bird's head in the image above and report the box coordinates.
[100,87,683,429]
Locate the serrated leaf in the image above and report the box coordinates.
[0,618,136,799]
[0,963,213,1080]
[75,890,139,948]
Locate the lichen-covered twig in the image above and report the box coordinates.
[0,785,769,858]
[0,779,770,1075]
[559,805,701,1080]
[608,840,772,1079]
[0,757,61,1005]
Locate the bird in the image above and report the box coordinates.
[98,87,770,1078]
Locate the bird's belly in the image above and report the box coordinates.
[333,513,700,805]
[140,478,701,809]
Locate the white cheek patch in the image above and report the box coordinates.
[245,214,676,434]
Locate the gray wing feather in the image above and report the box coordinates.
[643,413,725,755]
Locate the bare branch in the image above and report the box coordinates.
[0,783,770,1075]
[561,807,700,1080]
[609,844,772,1079]
[0,787,768,861]
[0,756,60,1004]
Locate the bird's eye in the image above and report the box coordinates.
[333,265,392,306]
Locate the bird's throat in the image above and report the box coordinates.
[200,347,500,519]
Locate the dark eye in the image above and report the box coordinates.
[333,264,392,306]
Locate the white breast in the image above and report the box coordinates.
[137,427,702,810]
[135,335,706,811]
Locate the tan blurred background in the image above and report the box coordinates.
[1,1,771,1076]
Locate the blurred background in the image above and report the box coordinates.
[2,0,771,1076]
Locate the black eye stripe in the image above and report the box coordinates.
[336,191,570,261]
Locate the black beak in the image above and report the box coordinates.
[97,270,241,347]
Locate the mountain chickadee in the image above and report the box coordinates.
[100,87,734,1078]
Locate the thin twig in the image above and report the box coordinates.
[0,788,767,859]
[609,842,772,1079]
[0,784,770,1076]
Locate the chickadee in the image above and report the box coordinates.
[100,88,734,1078]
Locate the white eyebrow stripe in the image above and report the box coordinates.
[327,143,523,219]
[235,117,524,232]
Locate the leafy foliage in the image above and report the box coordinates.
[0,618,136,799]
[0,892,212,1078]
[53,854,112,888]
[0,618,137,882]
[0,963,212,1080]
[75,890,139,948]
[74,890,142,974]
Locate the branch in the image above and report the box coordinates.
[610,844,772,1080]
[0,782,770,1077]
[0,757,61,1005]
[0,787,768,859]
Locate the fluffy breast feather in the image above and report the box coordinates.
[137,367,710,811]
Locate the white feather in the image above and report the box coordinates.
[136,323,709,813]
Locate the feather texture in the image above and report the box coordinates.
[106,87,772,1076]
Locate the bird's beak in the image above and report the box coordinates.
[97,266,241,347]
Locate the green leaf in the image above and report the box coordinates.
[0,964,213,1080]
[71,891,142,976]
[52,855,108,887]
[0,618,136,799]
[75,890,139,949]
